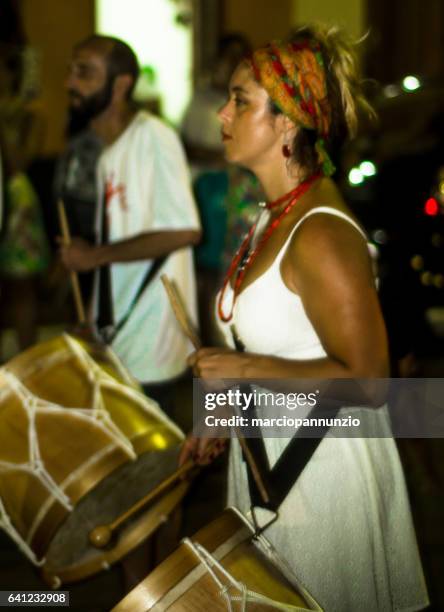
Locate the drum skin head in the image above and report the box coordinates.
[43,447,185,577]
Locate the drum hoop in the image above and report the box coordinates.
[41,480,189,587]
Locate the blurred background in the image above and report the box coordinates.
[0,0,443,610]
[0,0,442,361]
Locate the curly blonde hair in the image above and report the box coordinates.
[269,23,375,174]
[302,23,375,137]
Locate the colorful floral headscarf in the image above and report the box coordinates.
[250,39,335,176]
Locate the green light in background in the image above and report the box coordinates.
[360,161,377,177]
[348,168,364,186]
[402,76,421,92]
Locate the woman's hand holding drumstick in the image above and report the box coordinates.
[161,275,269,504]
[89,439,222,549]
[88,276,269,549]
[160,274,228,466]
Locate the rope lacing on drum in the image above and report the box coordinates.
[184,539,308,612]
[0,335,149,567]
[0,370,73,510]
[0,496,44,566]
[0,371,76,567]
[63,334,184,444]
[0,334,184,568]
[64,335,138,458]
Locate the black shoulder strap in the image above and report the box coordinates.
[113,255,167,336]
[241,395,340,512]
[267,401,341,509]
[96,186,168,344]
[99,255,167,344]
[96,194,114,332]
[231,327,339,512]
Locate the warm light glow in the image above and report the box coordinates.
[410,255,424,271]
[149,433,169,449]
[433,274,444,289]
[96,0,192,125]
[360,160,377,177]
[424,198,439,216]
[348,167,364,185]
[420,271,433,286]
[402,75,421,91]
[431,233,442,248]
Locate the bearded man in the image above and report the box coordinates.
[58,35,201,404]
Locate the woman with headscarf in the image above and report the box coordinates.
[181,24,428,611]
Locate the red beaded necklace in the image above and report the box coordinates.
[217,173,321,322]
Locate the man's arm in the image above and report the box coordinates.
[60,228,201,272]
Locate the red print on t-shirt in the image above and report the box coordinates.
[105,173,128,211]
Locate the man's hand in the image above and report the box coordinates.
[58,237,99,272]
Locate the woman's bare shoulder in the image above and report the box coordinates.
[285,200,373,291]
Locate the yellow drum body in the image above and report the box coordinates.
[0,334,187,586]
[113,508,322,611]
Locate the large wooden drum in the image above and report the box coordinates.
[0,334,188,586]
[113,508,322,611]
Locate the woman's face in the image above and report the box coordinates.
[218,63,284,169]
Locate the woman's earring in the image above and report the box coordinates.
[282,143,291,158]
[282,133,291,158]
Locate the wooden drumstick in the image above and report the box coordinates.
[90,275,271,549]
[234,432,270,504]
[161,274,201,350]
[89,443,218,548]
[161,274,270,505]
[57,199,86,324]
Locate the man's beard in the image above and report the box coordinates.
[67,77,114,137]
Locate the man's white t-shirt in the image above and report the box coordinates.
[96,111,200,383]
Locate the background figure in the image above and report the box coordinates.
[222,165,264,270]
[183,25,429,612]
[59,34,201,590]
[182,34,251,343]
[181,33,251,176]
[0,43,49,354]
[60,35,201,407]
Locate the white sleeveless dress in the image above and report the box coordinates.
[216,207,429,612]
